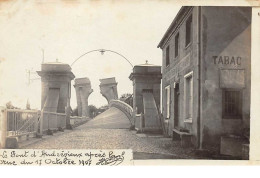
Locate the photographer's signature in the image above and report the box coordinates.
[96,151,125,166]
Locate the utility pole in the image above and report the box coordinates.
[26,68,40,85]
[26,69,32,85]
[41,48,45,64]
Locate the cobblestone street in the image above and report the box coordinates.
[23,108,197,159]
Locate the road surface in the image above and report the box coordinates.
[23,107,194,159]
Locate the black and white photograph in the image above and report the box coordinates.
[0,0,259,167]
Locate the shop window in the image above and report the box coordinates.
[166,46,170,67]
[184,71,193,122]
[165,85,171,119]
[175,33,179,58]
[185,15,192,46]
[222,89,242,119]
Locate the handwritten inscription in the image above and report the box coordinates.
[0,150,132,166]
[213,56,241,66]
[96,151,125,166]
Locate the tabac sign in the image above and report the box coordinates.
[213,56,242,66]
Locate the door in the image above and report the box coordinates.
[174,84,180,128]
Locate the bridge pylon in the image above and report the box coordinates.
[129,62,162,133]
[99,77,118,103]
[74,78,93,117]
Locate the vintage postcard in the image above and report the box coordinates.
[0,0,260,166]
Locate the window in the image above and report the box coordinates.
[184,71,193,122]
[165,85,171,119]
[175,33,179,58]
[166,46,170,67]
[223,90,242,119]
[185,15,192,46]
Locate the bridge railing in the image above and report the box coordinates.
[109,99,134,125]
[6,109,40,137]
[0,107,41,148]
[0,106,91,148]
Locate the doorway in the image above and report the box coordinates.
[174,83,180,128]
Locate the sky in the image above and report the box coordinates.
[0,0,181,109]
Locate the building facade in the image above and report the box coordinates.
[158,6,251,149]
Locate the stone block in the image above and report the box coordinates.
[220,136,248,158]
[172,128,192,148]
[46,129,53,135]
[172,131,181,141]
[181,135,192,148]
[5,137,18,149]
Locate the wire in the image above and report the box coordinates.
[70,49,134,68]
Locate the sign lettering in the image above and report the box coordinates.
[213,56,242,66]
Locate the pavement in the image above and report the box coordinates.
[22,107,200,159]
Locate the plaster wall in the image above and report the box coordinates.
[200,7,251,146]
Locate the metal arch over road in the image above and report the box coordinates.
[70,49,134,68]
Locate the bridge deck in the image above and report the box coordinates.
[82,107,131,129]
[22,107,195,159]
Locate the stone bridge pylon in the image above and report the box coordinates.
[74,78,93,117]
[99,77,118,103]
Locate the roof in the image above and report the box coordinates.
[136,63,160,67]
[41,61,72,72]
[44,62,65,65]
[135,60,160,67]
[157,6,193,49]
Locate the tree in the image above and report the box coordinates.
[119,93,133,107]
[6,101,14,109]
[71,107,78,116]
[119,93,132,101]
[89,105,98,118]
[96,104,109,115]
[6,101,19,109]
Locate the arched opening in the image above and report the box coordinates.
[70,49,133,117]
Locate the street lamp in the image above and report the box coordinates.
[70,49,134,68]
